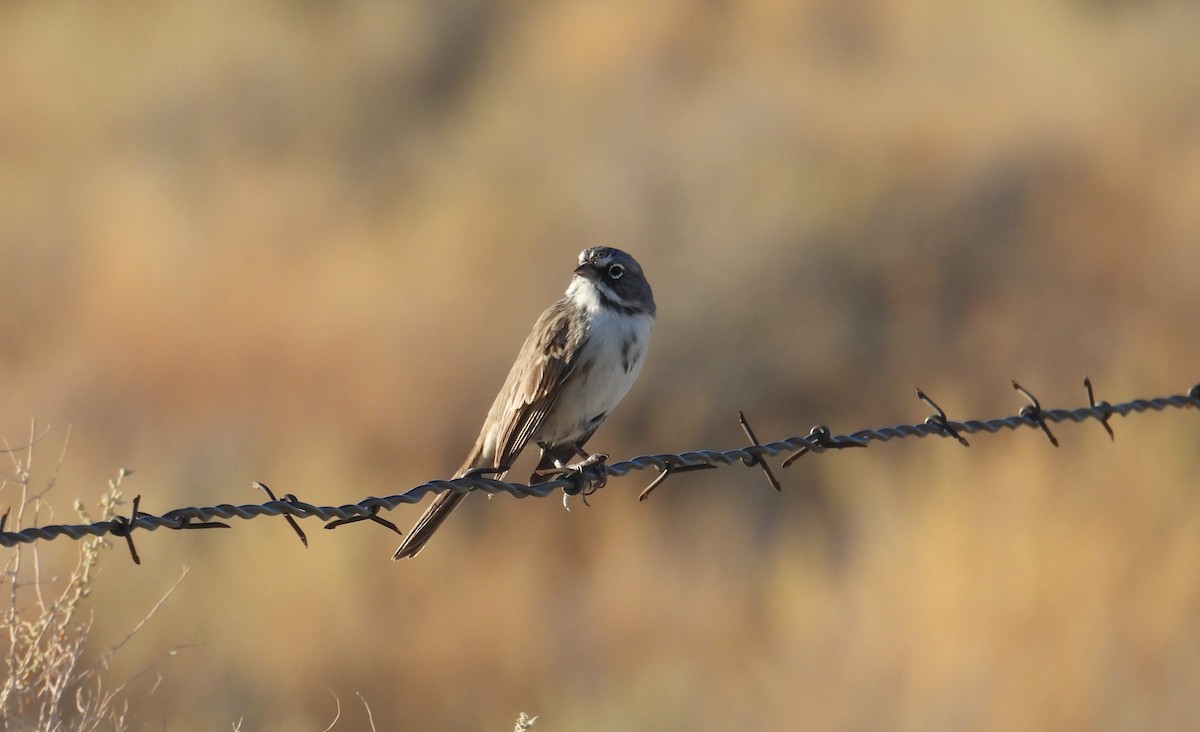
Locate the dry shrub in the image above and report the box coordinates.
[1,427,180,732]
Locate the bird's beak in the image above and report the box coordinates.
[574,263,599,280]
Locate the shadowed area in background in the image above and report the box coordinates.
[1,0,1199,729]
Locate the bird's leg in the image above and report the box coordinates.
[530,442,609,508]
[567,451,608,474]
[531,442,578,482]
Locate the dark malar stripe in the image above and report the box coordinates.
[596,296,650,317]
[610,301,647,316]
[592,276,654,317]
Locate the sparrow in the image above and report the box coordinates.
[393,247,655,559]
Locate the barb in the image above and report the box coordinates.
[1,380,1197,550]
[1084,376,1115,441]
[638,463,716,501]
[110,494,143,565]
[253,482,309,548]
[738,411,783,492]
[917,389,970,447]
[1012,380,1059,447]
[781,424,868,467]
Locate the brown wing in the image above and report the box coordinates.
[395,298,586,560]
[484,297,588,473]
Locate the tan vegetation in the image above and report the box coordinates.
[2,435,152,731]
[1,0,1199,728]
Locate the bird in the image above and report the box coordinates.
[393,246,655,559]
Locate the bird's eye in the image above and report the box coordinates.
[607,263,625,280]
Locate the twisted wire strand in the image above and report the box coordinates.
[2,383,1196,549]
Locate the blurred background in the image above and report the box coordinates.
[2,0,1199,728]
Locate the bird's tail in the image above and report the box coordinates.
[391,489,468,560]
[392,446,494,560]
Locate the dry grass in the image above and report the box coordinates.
[0,431,189,731]
[1,0,1199,728]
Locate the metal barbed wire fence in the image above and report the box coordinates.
[1,378,1197,561]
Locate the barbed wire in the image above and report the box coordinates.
[1,379,1197,561]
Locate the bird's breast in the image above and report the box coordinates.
[537,308,654,443]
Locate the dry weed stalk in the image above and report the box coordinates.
[1,425,180,731]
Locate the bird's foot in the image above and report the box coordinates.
[561,453,608,510]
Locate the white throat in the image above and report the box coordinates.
[567,276,631,314]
